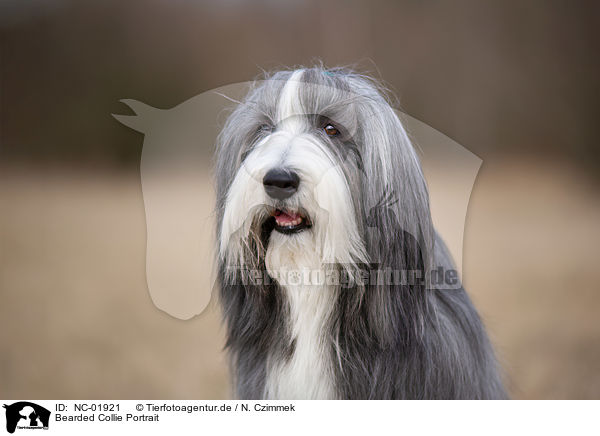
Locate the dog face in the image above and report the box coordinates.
[216,68,433,281]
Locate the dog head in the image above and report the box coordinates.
[216,67,434,285]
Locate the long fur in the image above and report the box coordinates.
[215,66,506,399]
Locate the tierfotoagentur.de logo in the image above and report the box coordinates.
[2,402,50,434]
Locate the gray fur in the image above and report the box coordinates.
[215,66,506,399]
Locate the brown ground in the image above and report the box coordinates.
[1,159,599,399]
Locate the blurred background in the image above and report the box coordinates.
[1,0,599,399]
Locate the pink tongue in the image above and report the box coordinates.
[275,210,300,225]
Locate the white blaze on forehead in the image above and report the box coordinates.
[276,70,305,132]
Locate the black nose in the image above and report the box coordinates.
[263,169,300,200]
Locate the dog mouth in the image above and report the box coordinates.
[270,208,312,234]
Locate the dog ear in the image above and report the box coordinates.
[359,99,435,347]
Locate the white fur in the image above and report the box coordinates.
[276,70,305,131]
[264,233,336,399]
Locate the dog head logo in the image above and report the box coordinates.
[3,402,50,433]
[114,78,481,318]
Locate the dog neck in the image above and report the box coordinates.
[264,231,337,399]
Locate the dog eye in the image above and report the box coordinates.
[324,123,339,136]
[256,123,273,135]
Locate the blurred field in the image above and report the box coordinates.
[1,159,599,399]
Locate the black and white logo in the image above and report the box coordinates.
[3,402,50,433]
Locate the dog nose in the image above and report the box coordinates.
[263,169,300,200]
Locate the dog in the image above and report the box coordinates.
[215,66,506,399]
